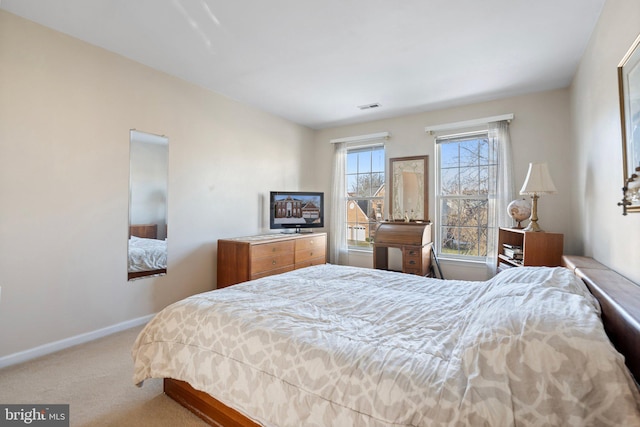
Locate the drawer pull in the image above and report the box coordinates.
[409,260,416,265]
[408,250,417,255]
[272,247,276,252]
[272,260,277,265]
[309,251,313,256]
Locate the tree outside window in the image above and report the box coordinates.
[437,133,496,259]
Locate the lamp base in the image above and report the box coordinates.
[523,193,545,232]
[523,220,544,232]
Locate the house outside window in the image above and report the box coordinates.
[346,145,385,250]
[435,131,496,260]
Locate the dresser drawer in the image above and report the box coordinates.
[251,252,294,275]
[251,265,294,280]
[403,257,422,270]
[295,247,326,263]
[251,241,294,259]
[404,247,423,259]
[295,257,326,269]
[402,246,422,270]
[295,234,326,264]
[296,235,326,251]
[403,267,423,275]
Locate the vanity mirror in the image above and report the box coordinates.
[128,130,168,280]
[389,155,429,221]
[618,33,640,214]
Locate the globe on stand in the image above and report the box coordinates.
[507,198,531,229]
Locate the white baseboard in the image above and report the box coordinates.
[0,314,156,369]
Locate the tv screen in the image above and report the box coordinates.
[270,191,324,232]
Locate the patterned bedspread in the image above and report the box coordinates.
[132,264,640,426]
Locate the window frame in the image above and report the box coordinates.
[345,143,385,251]
[435,130,496,261]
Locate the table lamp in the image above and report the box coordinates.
[519,162,557,232]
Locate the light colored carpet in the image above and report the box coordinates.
[0,326,208,426]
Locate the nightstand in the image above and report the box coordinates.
[497,227,563,270]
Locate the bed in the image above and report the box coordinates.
[132,261,640,426]
[128,224,167,280]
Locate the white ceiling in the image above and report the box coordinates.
[0,0,606,129]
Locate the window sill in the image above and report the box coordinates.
[348,248,373,254]
[436,257,487,266]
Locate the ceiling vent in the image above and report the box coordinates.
[357,103,381,110]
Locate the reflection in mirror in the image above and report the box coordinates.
[128,130,168,280]
[618,33,640,214]
[389,156,429,221]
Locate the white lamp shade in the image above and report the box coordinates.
[519,162,557,195]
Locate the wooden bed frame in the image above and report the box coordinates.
[164,377,259,427]
[561,256,640,383]
[163,256,640,426]
[128,224,167,280]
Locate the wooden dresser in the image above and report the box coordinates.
[217,232,327,288]
[373,222,432,276]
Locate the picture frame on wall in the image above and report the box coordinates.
[618,33,640,214]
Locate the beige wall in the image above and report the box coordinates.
[570,0,640,283]
[4,0,638,364]
[314,89,573,280]
[0,11,315,361]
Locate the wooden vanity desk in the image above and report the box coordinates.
[217,232,327,288]
[373,222,432,276]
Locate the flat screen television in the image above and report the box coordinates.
[269,191,324,233]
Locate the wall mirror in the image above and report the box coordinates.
[389,155,429,221]
[618,33,640,214]
[128,130,168,280]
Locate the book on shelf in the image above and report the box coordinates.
[497,262,515,272]
[504,254,523,261]
[503,247,523,259]
[502,243,523,250]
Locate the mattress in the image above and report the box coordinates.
[132,264,640,426]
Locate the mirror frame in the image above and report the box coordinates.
[388,155,429,221]
[618,33,640,214]
[128,130,169,280]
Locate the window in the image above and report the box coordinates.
[346,145,385,250]
[436,132,496,259]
